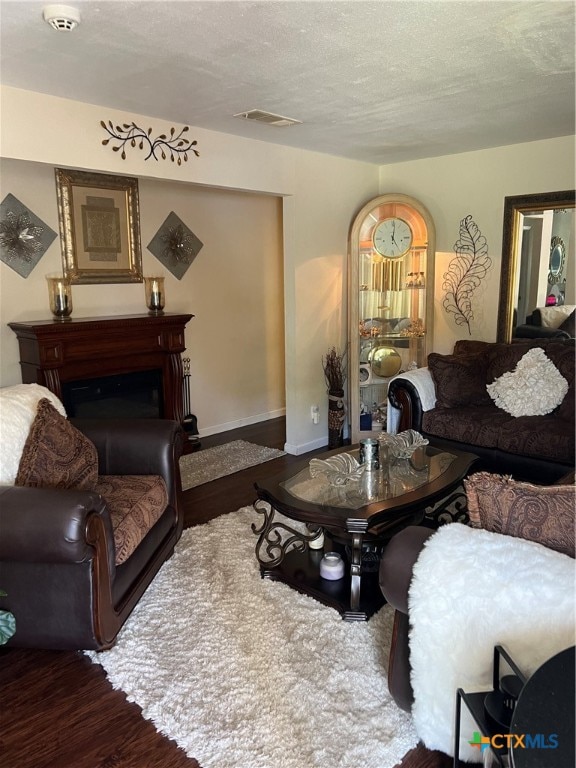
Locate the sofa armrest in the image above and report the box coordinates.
[0,485,122,649]
[379,525,435,712]
[388,378,424,432]
[0,485,115,572]
[379,525,434,613]
[387,367,436,433]
[72,418,184,507]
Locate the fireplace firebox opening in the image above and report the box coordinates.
[62,369,164,420]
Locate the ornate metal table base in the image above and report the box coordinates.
[252,443,477,621]
[424,486,468,526]
[252,500,385,621]
[252,499,323,567]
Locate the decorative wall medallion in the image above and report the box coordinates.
[442,214,491,335]
[101,120,199,163]
[0,194,57,277]
[147,212,203,279]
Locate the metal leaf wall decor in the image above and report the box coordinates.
[442,215,491,335]
[0,193,57,278]
[101,120,199,163]
[0,210,44,261]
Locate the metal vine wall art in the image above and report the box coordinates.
[442,215,491,335]
[101,120,199,163]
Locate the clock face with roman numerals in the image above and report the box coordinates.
[373,217,413,258]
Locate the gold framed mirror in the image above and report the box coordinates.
[497,190,575,342]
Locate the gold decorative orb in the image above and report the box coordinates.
[370,346,402,378]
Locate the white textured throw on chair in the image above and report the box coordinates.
[408,524,575,762]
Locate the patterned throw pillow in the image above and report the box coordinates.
[0,383,67,485]
[464,472,575,558]
[427,351,492,408]
[15,398,98,491]
[484,340,568,383]
[486,347,568,417]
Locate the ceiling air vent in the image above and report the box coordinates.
[233,110,302,127]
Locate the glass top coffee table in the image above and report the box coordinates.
[253,443,478,621]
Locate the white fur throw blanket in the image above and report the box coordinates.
[0,383,66,485]
[408,524,575,762]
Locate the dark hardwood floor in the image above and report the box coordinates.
[0,418,451,768]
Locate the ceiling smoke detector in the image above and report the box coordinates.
[43,4,81,31]
[233,110,302,128]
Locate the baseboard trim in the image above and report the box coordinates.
[198,409,286,438]
[284,436,328,455]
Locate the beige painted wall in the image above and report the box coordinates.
[3,87,572,450]
[0,86,379,452]
[379,136,576,353]
[0,159,285,436]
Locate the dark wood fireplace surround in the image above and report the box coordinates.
[8,313,194,426]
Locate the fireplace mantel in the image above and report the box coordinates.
[8,313,194,424]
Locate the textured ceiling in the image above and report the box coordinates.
[0,0,574,164]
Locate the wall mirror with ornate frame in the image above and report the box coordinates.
[497,190,575,343]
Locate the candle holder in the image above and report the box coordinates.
[144,276,165,315]
[46,274,73,320]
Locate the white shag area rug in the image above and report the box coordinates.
[86,507,418,768]
[179,440,286,490]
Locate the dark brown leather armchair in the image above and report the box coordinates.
[0,419,184,651]
[379,525,433,711]
[379,469,576,712]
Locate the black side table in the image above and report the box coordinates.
[510,646,575,768]
[454,645,575,767]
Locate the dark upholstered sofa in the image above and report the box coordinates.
[515,305,575,340]
[388,338,574,485]
[0,417,184,650]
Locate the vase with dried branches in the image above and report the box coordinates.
[322,346,346,448]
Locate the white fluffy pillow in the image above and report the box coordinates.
[0,384,67,485]
[486,348,568,417]
[538,304,576,329]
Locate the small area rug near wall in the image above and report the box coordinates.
[86,507,418,768]
[179,440,286,490]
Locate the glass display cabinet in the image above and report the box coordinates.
[348,194,436,443]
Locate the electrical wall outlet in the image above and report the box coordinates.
[311,405,320,424]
